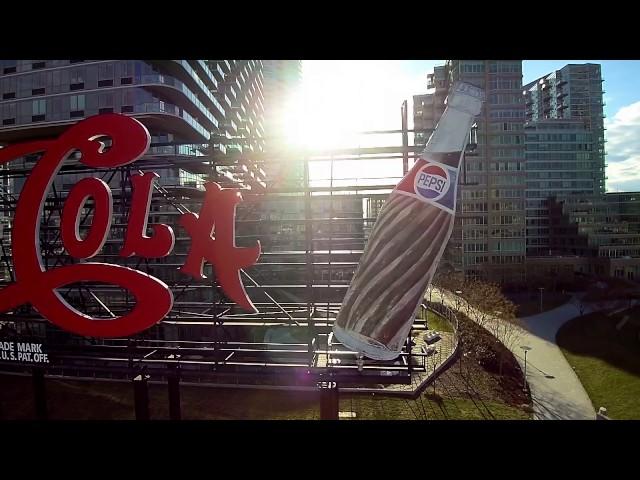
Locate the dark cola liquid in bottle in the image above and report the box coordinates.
[333,81,484,360]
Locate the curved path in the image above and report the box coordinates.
[431,289,601,420]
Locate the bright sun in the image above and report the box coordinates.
[281,61,435,185]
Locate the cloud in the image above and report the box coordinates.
[605,101,640,192]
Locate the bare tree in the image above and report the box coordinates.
[450,279,522,376]
[463,281,501,329]
[486,302,522,376]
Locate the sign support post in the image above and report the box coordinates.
[167,354,181,420]
[133,374,150,420]
[319,381,339,420]
[32,367,47,420]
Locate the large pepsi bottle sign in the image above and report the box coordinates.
[0,114,261,338]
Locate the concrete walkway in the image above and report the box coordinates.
[430,289,606,420]
[514,298,596,420]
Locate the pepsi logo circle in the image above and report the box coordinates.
[414,164,449,200]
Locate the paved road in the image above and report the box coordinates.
[431,289,605,420]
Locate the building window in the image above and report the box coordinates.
[32,99,46,121]
[2,118,15,126]
[98,92,114,109]
[32,87,45,96]
[121,105,134,113]
[98,107,114,115]
[120,77,133,85]
[69,94,85,118]
[32,61,46,70]
[2,92,15,100]
[70,94,85,110]
[70,69,85,91]
[98,62,115,88]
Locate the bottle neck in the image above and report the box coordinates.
[422,106,476,168]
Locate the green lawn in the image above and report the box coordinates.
[423,310,453,333]
[557,308,640,420]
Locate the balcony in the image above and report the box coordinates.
[228,108,242,125]
[140,74,219,130]
[219,60,231,74]
[223,119,238,135]
[191,60,219,91]
[208,61,225,83]
[131,102,210,142]
[162,60,225,121]
[224,84,237,103]
[426,73,435,89]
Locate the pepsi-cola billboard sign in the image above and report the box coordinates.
[0,114,261,339]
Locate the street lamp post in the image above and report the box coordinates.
[538,287,544,313]
[520,345,532,393]
[455,290,463,311]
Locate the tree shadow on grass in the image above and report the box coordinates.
[556,309,640,377]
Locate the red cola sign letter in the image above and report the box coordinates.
[0,114,260,338]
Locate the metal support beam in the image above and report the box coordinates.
[32,367,47,420]
[401,100,409,175]
[133,374,150,420]
[168,355,181,420]
[319,381,339,420]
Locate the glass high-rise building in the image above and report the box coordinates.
[446,60,526,285]
[0,60,268,190]
[261,60,301,148]
[261,60,303,188]
[523,63,606,257]
[413,65,447,148]
[414,61,527,285]
[524,119,600,255]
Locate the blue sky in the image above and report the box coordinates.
[295,61,640,191]
[400,60,640,119]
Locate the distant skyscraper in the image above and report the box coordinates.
[413,65,447,147]
[262,60,301,149]
[423,61,526,285]
[523,63,606,256]
[261,60,303,188]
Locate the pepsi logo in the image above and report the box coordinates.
[414,163,450,200]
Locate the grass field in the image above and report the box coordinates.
[0,374,530,420]
[557,307,640,419]
[425,310,453,333]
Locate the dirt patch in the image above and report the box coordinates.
[434,313,530,408]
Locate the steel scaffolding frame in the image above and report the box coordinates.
[0,127,461,407]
